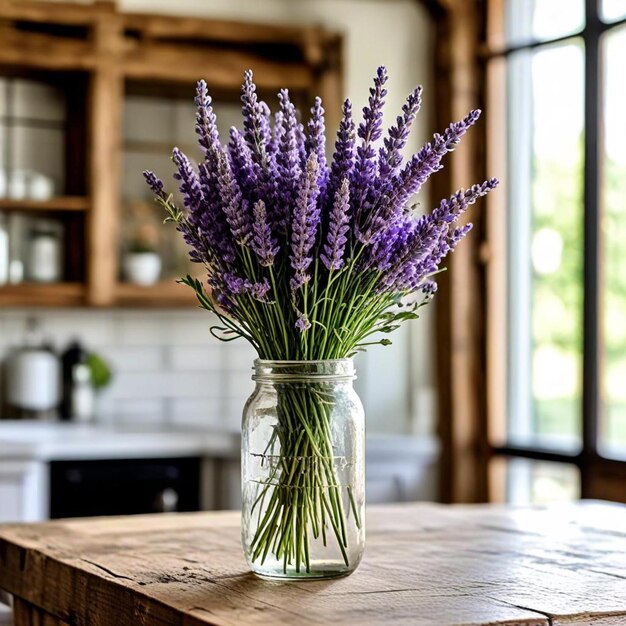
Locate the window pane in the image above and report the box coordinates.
[506,459,580,504]
[602,0,626,22]
[506,40,584,452]
[506,0,584,46]
[601,25,626,460]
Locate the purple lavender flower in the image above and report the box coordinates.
[197,160,236,265]
[321,178,350,271]
[216,149,251,245]
[290,154,320,290]
[448,223,473,247]
[223,271,271,305]
[228,127,259,200]
[393,110,482,206]
[145,67,499,362]
[352,67,388,219]
[249,278,271,301]
[367,215,416,273]
[250,199,278,267]
[327,99,355,211]
[172,147,203,212]
[306,97,328,194]
[432,178,498,223]
[195,79,220,155]
[295,312,311,333]
[143,170,166,200]
[421,280,438,296]
[241,70,269,166]
[378,85,422,179]
[223,272,248,295]
[358,110,483,244]
[275,90,302,232]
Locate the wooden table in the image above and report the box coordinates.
[0,502,625,626]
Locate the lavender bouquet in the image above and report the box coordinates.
[144,67,497,576]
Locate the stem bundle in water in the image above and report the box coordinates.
[247,384,360,574]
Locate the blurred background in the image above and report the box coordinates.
[0,0,624,530]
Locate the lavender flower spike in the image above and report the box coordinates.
[327,99,355,208]
[388,109,483,211]
[251,199,278,267]
[275,89,302,231]
[432,178,499,224]
[306,97,327,192]
[172,148,203,212]
[143,170,166,200]
[352,67,388,216]
[290,153,321,290]
[215,149,251,245]
[378,85,423,179]
[228,127,258,200]
[195,79,219,155]
[321,178,350,271]
[241,70,269,166]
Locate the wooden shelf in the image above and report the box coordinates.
[0,283,85,307]
[0,196,89,213]
[115,280,197,307]
[0,0,342,308]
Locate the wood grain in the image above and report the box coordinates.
[1,502,625,626]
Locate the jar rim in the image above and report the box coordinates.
[252,358,355,382]
[254,358,352,365]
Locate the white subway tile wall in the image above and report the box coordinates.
[0,307,430,434]
[0,309,256,430]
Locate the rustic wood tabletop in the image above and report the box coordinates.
[0,501,625,625]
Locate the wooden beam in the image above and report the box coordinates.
[122,12,320,47]
[121,42,314,90]
[0,0,114,25]
[0,29,96,71]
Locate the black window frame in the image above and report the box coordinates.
[485,0,626,500]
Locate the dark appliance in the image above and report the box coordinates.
[49,457,201,518]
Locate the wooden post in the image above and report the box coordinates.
[87,3,123,306]
[433,0,490,503]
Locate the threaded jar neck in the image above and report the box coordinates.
[252,359,355,383]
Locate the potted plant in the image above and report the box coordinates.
[123,223,161,286]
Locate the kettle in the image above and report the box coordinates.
[5,318,60,420]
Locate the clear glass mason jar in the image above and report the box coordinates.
[241,359,365,580]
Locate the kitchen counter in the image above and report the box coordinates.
[0,421,439,523]
[0,421,240,461]
[0,421,438,465]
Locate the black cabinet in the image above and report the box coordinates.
[49,457,201,519]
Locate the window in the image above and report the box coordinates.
[486,0,626,503]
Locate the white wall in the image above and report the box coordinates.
[1,0,436,435]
